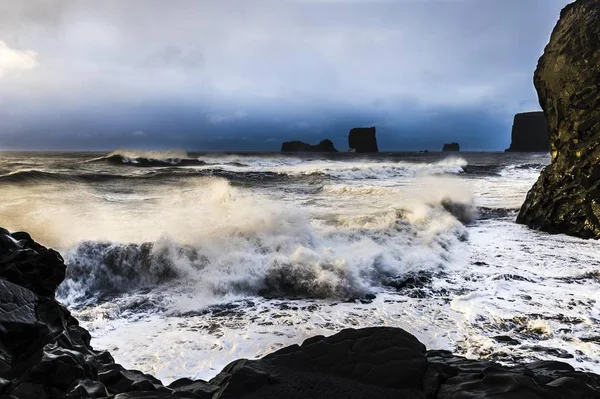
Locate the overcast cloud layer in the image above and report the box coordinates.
[0,0,571,151]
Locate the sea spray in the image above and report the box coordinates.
[57,177,474,306]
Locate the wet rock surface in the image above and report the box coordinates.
[2,227,600,398]
[517,0,600,238]
[505,112,550,152]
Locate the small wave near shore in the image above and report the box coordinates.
[88,150,207,167]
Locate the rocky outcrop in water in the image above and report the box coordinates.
[517,0,600,238]
[2,227,600,398]
[442,143,460,152]
[281,139,338,152]
[348,127,379,153]
[505,112,550,152]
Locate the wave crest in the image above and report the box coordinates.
[58,239,202,305]
[287,158,468,180]
[56,178,475,306]
[89,150,207,167]
[0,169,70,183]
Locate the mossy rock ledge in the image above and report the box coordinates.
[517,0,600,238]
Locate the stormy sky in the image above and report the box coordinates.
[0,0,570,151]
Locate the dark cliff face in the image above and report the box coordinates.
[442,143,460,152]
[517,0,600,238]
[281,139,338,152]
[506,112,550,152]
[348,127,379,153]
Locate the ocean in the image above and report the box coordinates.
[1,150,598,383]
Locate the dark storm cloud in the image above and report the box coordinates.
[0,0,572,150]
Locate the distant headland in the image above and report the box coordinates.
[282,127,379,153]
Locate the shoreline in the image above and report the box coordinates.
[1,227,599,398]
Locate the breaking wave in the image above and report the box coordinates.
[0,168,289,185]
[283,158,468,180]
[0,169,73,183]
[89,150,207,167]
[499,163,547,178]
[1,156,475,186]
[56,178,474,306]
[462,165,503,177]
[319,185,397,196]
[0,169,149,184]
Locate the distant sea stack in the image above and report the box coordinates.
[517,0,600,238]
[348,127,379,153]
[442,143,460,152]
[505,112,550,152]
[281,139,338,152]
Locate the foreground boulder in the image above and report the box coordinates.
[2,227,600,398]
[442,143,460,152]
[348,127,379,153]
[505,112,550,152]
[215,334,600,399]
[281,139,338,152]
[517,0,600,238]
[0,227,211,399]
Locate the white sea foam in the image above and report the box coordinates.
[186,157,469,180]
[274,158,469,179]
[80,218,600,384]
[5,152,597,385]
[56,176,472,306]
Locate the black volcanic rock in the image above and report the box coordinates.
[506,112,550,152]
[0,229,195,399]
[442,143,460,152]
[2,227,600,398]
[517,0,600,238]
[281,139,338,153]
[0,230,65,297]
[211,330,600,399]
[348,127,378,153]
